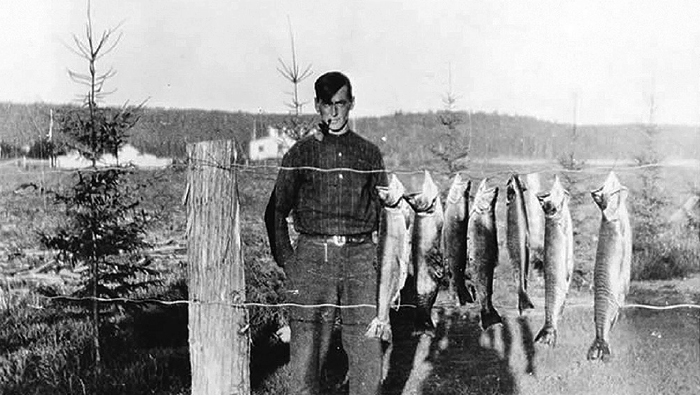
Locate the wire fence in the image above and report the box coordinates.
[0,158,695,175]
[23,294,700,313]
[2,158,698,194]
[2,155,699,329]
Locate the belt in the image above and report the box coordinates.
[302,233,374,246]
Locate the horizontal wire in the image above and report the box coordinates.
[29,294,700,312]
[622,303,700,311]
[1,160,689,179]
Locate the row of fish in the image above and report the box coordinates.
[366,169,632,362]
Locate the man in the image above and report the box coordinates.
[266,71,387,395]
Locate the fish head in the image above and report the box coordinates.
[404,170,439,213]
[591,171,628,220]
[473,178,498,212]
[506,174,524,205]
[376,174,405,207]
[446,173,471,203]
[537,175,570,216]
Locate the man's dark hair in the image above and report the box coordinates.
[315,71,353,103]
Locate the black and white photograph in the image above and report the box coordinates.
[1,1,699,394]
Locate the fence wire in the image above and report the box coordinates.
[22,294,700,313]
[2,156,699,324]
[1,158,695,180]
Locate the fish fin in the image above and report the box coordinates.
[457,282,476,305]
[518,290,535,314]
[462,281,477,304]
[391,292,402,311]
[587,338,611,362]
[365,317,392,342]
[480,308,502,330]
[610,309,620,330]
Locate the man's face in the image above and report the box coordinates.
[315,85,354,133]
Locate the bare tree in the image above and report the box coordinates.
[558,92,585,170]
[277,16,315,141]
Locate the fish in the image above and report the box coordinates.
[523,173,545,271]
[506,174,535,314]
[442,173,474,306]
[587,171,632,362]
[466,178,502,330]
[404,170,444,335]
[534,175,574,347]
[365,174,410,341]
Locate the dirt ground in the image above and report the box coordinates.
[375,275,700,395]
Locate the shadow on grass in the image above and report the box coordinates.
[381,305,421,394]
[413,308,519,395]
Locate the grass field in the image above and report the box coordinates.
[377,276,700,395]
[1,157,699,394]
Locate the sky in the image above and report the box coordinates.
[1,0,700,125]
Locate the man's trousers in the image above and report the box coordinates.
[285,234,382,395]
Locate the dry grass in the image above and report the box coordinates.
[1,159,698,394]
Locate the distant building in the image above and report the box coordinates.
[55,143,172,169]
[249,126,296,161]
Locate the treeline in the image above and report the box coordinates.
[356,111,700,166]
[1,102,698,163]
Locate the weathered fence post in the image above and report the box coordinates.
[187,140,250,395]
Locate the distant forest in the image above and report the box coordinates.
[1,102,698,166]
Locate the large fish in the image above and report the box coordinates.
[587,171,632,362]
[365,174,410,341]
[404,170,444,335]
[442,173,474,306]
[506,174,535,314]
[523,173,545,271]
[466,178,502,330]
[534,175,574,346]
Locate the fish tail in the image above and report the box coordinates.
[518,289,535,314]
[458,274,477,305]
[457,282,476,305]
[534,325,557,347]
[480,307,502,330]
[587,337,611,362]
[365,317,393,342]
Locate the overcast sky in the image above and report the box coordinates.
[1,0,699,125]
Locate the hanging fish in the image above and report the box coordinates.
[442,173,474,306]
[506,174,535,314]
[466,178,502,330]
[366,174,410,341]
[587,171,632,362]
[534,175,574,347]
[404,170,444,335]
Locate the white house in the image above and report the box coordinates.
[249,126,296,161]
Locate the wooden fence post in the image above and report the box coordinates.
[187,140,249,395]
